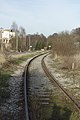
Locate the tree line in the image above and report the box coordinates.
[1,21,80,56]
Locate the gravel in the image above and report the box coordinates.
[28,54,54,97]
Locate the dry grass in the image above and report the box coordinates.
[61,53,80,70]
[0,52,36,67]
[0,53,6,65]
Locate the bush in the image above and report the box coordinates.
[51,32,78,70]
[52,32,76,57]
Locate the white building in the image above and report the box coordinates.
[0,28,15,50]
[2,29,15,43]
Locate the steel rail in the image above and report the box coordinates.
[41,54,80,111]
[23,52,48,120]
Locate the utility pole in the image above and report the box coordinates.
[0,28,3,52]
[16,31,18,52]
[28,34,31,51]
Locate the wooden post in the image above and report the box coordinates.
[54,52,58,60]
[72,62,75,70]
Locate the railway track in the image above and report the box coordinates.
[24,52,80,120]
[24,52,48,120]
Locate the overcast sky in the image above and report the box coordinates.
[0,0,80,36]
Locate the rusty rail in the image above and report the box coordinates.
[23,52,48,120]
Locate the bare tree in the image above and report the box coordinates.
[11,22,18,32]
[11,22,19,51]
[19,26,26,51]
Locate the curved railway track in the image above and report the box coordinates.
[24,52,80,120]
[24,52,48,120]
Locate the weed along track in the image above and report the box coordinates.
[24,53,80,120]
